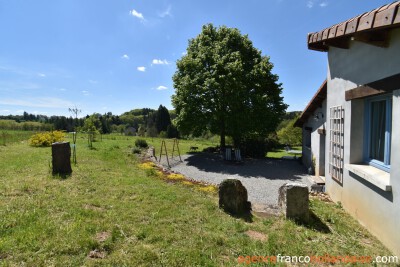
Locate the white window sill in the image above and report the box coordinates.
[345,164,391,191]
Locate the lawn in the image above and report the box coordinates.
[0,130,38,146]
[0,134,394,266]
[267,146,302,159]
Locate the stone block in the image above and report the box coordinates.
[219,179,251,215]
[278,182,309,222]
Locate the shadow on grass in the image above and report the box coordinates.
[223,210,253,223]
[52,173,72,180]
[293,210,331,233]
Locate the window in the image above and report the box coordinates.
[329,106,344,183]
[364,95,392,172]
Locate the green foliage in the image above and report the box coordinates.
[166,124,179,138]
[81,114,102,134]
[155,105,172,133]
[277,116,302,146]
[158,131,167,138]
[132,147,141,154]
[29,131,65,147]
[241,137,268,158]
[137,126,146,137]
[172,23,287,147]
[0,119,53,131]
[135,139,148,148]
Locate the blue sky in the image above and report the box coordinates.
[0,0,391,117]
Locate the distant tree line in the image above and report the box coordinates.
[0,106,179,138]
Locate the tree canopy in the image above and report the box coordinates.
[172,24,287,147]
[277,116,302,146]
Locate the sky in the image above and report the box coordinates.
[0,0,392,117]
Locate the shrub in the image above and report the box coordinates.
[132,147,141,154]
[135,139,148,148]
[158,131,167,138]
[29,131,65,147]
[241,137,267,158]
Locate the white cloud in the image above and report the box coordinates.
[181,51,187,56]
[38,73,46,77]
[121,54,130,60]
[156,85,168,90]
[152,59,170,65]
[59,88,66,91]
[307,1,314,8]
[137,66,146,72]
[0,97,74,108]
[89,80,98,84]
[159,5,172,18]
[130,9,145,22]
[320,1,328,7]
[82,90,90,96]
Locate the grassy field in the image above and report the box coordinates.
[267,146,302,159]
[0,134,394,266]
[0,130,38,146]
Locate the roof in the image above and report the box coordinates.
[308,1,400,51]
[294,80,327,127]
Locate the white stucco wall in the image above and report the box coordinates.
[325,28,400,256]
[302,100,326,176]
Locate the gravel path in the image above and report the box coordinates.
[158,152,312,206]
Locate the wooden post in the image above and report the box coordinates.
[52,142,72,176]
[158,140,170,167]
[171,139,182,162]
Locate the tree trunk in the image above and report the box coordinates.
[220,119,226,151]
[52,142,72,176]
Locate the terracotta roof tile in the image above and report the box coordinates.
[308,1,400,51]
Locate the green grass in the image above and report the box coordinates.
[267,146,302,159]
[0,130,38,146]
[0,135,394,266]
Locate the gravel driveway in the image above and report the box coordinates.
[158,152,312,207]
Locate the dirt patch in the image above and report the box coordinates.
[310,192,332,202]
[83,204,105,212]
[252,203,280,218]
[245,230,268,242]
[88,249,107,259]
[96,232,111,243]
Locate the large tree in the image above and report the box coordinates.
[172,24,287,147]
[155,105,172,133]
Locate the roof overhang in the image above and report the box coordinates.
[294,80,327,127]
[308,1,400,52]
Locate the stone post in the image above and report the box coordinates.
[219,179,251,215]
[278,182,309,222]
[52,142,72,176]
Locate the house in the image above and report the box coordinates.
[297,1,400,256]
[124,127,136,136]
[294,80,327,178]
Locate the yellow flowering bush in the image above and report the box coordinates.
[166,173,185,180]
[197,185,218,193]
[138,162,156,170]
[29,131,65,147]
[181,181,195,186]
